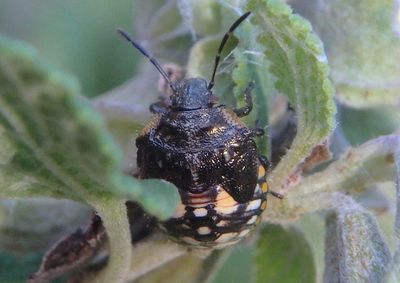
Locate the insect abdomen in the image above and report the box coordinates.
[162,165,268,249]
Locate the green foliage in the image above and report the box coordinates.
[132,0,195,65]
[293,0,400,108]
[248,0,336,191]
[0,34,178,283]
[0,36,179,218]
[290,135,399,198]
[0,0,399,282]
[231,26,274,156]
[0,252,43,283]
[386,147,400,283]
[0,0,136,97]
[325,200,391,282]
[0,199,90,254]
[212,246,255,283]
[287,135,400,282]
[256,225,315,283]
[340,106,400,145]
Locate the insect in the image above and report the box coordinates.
[118,12,282,249]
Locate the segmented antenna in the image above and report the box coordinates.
[208,11,251,90]
[117,28,176,92]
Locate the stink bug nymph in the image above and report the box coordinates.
[118,12,282,249]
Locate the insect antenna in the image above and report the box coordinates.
[208,11,251,90]
[117,28,176,92]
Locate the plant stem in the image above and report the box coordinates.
[87,196,131,283]
[125,234,186,282]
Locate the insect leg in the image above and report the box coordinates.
[251,119,265,137]
[259,154,284,199]
[234,81,254,117]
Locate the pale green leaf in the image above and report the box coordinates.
[93,67,161,173]
[299,215,326,282]
[191,0,222,36]
[247,0,336,192]
[232,24,275,155]
[324,196,391,282]
[198,249,232,283]
[0,36,179,219]
[293,0,400,108]
[212,245,255,283]
[255,224,316,283]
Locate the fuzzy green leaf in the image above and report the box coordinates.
[0,36,179,219]
[385,145,400,282]
[293,0,400,108]
[232,20,275,156]
[324,196,391,282]
[247,0,336,192]
[93,67,162,174]
[255,224,316,283]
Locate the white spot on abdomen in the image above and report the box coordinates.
[246,199,261,211]
[197,227,212,235]
[247,215,258,225]
[193,207,208,217]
